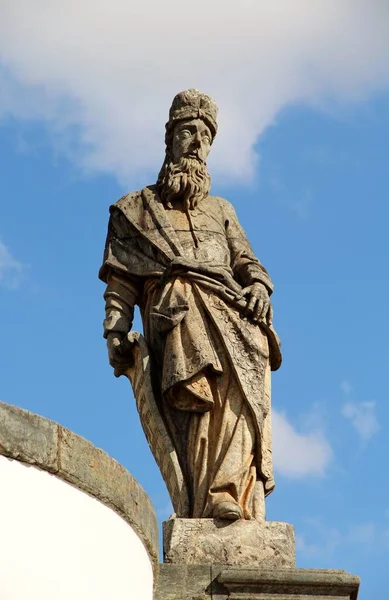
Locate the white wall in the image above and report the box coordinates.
[0,455,154,600]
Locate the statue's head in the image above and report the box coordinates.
[166,89,218,163]
[157,89,218,209]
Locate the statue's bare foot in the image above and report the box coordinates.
[213,501,242,521]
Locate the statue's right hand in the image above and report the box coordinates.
[107,332,134,376]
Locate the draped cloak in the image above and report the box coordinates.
[99,185,281,516]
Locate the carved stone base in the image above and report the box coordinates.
[155,565,360,600]
[163,518,296,568]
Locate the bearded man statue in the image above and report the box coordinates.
[99,89,282,522]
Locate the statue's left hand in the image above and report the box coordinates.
[107,332,136,377]
[240,282,273,325]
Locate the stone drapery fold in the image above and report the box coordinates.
[99,186,281,512]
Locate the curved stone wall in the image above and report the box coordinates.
[0,401,158,600]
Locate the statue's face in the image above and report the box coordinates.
[172,118,212,164]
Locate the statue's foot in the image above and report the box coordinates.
[213,501,243,521]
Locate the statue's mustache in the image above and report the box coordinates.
[184,150,203,162]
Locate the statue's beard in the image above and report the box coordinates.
[157,156,211,210]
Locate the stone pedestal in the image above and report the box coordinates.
[159,518,360,599]
[163,518,296,568]
[155,565,360,600]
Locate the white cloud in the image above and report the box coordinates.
[347,523,376,547]
[272,408,332,479]
[0,238,23,289]
[342,401,379,442]
[297,520,378,558]
[0,1,389,183]
[296,526,341,557]
[340,380,352,395]
[295,534,319,556]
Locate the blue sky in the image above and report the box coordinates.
[1,3,389,598]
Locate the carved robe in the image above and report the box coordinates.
[99,185,281,519]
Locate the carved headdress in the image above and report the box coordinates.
[165,88,218,145]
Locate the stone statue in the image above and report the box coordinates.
[99,89,281,522]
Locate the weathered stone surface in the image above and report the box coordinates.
[163,518,295,568]
[99,88,282,522]
[156,564,360,600]
[0,401,58,471]
[155,564,212,600]
[0,401,159,568]
[216,567,360,599]
[58,426,159,566]
[125,331,190,517]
